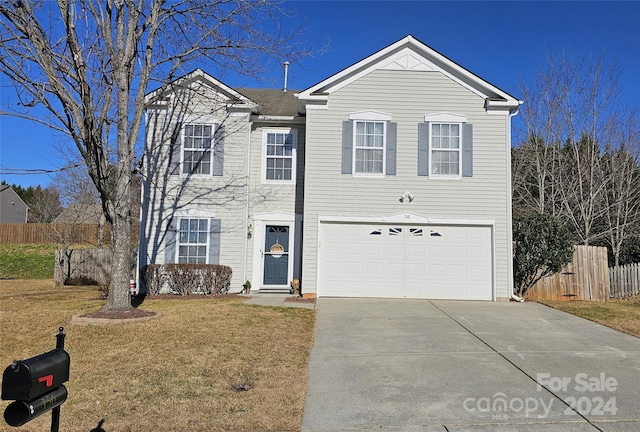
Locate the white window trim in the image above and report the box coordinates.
[349,111,392,121]
[176,217,210,264]
[424,112,467,123]
[173,209,216,264]
[352,119,387,177]
[180,115,218,177]
[429,122,463,179]
[261,128,297,184]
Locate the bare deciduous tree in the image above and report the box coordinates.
[514,53,640,265]
[0,0,304,311]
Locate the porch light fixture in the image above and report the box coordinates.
[399,192,414,203]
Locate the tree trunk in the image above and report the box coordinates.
[102,173,133,312]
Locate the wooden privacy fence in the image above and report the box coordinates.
[0,223,105,244]
[610,263,640,298]
[526,245,610,302]
[54,248,112,286]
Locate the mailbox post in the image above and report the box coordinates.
[1,327,70,431]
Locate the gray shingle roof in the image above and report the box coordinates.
[234,88,302,117]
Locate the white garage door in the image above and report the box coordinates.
[318,223,492,300]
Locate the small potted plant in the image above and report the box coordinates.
[243,280,251,294]
[290,279,300,297]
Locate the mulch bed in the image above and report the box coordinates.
[284,297,315,304]
[83,293,241,319]
[141,293,240,300]
[80,308,158,320]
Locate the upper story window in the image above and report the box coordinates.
[419,113,473,178]
[169,117,224,177]
[431,123,461,176]
[342,112,397,176]
[178,218,209,263]
[354,121,385,174]
[263,128,297,183]
[183,124,213,175]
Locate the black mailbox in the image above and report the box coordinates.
[2,347,70,427]
[2,349,70,401]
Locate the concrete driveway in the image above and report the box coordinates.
[301,299,640,432]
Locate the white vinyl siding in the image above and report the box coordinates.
[302,69,512,299]
[141,107,249,290]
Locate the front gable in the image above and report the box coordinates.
[297,35,522,114]
[145,68,257,112]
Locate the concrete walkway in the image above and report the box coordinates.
[302,299,640,432]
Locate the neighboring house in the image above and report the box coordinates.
[139,35,522,300]
[53,203,105,225]
[0,185,29,223]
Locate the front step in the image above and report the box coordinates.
[253,287,292,295]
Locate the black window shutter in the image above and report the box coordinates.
[213,125,224,176]
[386,122,397,176]
[341,120,353,174]
[462,124,473,177]
[418,122,429,176]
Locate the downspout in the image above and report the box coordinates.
[508,103,524,302]
[241,114,252,290]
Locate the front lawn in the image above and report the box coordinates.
[0,243,55,279]
[539,298,640,338]
[0,280,316,431]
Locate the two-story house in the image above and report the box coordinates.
[0,185,29,223]
[138,35,522,301]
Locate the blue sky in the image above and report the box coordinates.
[1,1,639,187]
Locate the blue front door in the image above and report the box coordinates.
[263,225,289,285]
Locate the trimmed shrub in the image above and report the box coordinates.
[143,264,164,295]
[143,264,232,296]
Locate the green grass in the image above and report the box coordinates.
[0,243,55,279]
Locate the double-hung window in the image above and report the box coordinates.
[430,123,461,176]
[342,112,397,176]
[178,218,208,263]
[183,124,213,175]
[419,113,472,178]
[263,128,297,183]
[354,121,385,174]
